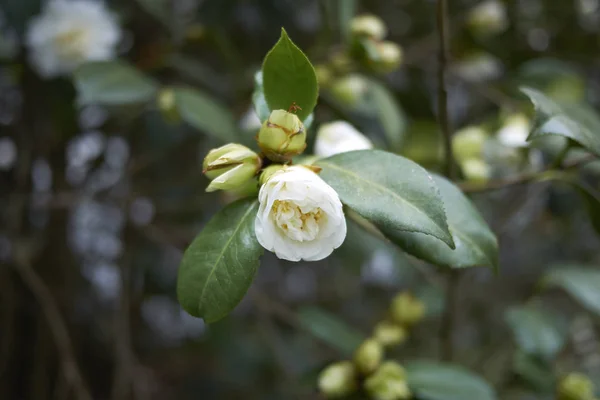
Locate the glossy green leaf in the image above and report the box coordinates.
[296,307,365,355]
[406,361,496,400]
[505,306,565,359]
[387,174,498,270]
[262,28,318,121]
[542,266,600,316]
[316,150,454,248]
[522,87,600,157]
[173,87,238,142]
[177,198,262,323]
[74,61,158,105]
[365,78,407,151]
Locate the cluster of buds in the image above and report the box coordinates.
[558,373,599,400]
[318,292,426,399]
[202,107,309,194]
[313,14,401,107]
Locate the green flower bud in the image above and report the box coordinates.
[351,14,387,40]
[257,109,306,162]
[318,361,357,398]
[373,321,407,347]
[364,361,411,400]
[315,64,333,88]
[203,143,261,192]
[558,373,595,400]
[371,41,403,73]
[460,158,492,183]
[390,293,425,326]
[467,0,508,37]
[329,51,353,75]
[452,126,488,161]
[330,74,368,106]
[157,88,179,123]
[258,164,286,185]
[353,338,383,375]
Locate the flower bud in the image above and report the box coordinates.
[496,113,530,148]
[203,143,261,192]
[390,293,425,326]
[371,41,403,73]
[467,0,508,37]
[257,109,306,162]
[351,14,387,40]
[258,164,286,185]
[373,321,407,347]
[330,74,368,106]
[452,126,488,161]
[318,361,357,398]
[157,88,179,123]
[353,338,383,375]
[364,361,412,400]
[329,51,353,75]
[460,158,491,183]
[315,64,333,88]
[558,373,595,400]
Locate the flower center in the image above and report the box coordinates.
[54,28,89,60]
[271,200,324,242]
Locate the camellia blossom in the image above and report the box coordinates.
[315,121,373,158]
[255,166,346,262]
[26,0,121,78]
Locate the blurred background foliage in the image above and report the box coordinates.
[2,0,600,399]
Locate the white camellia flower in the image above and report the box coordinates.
[26,0,121,78]
[255,166,346,262]
[315,121,373,158]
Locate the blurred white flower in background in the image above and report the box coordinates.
[497,113,531,148]
[467,0,508,36]
[26,0,121,78]
[315,121,373,158]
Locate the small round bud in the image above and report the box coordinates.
[203,143,261,192]
[157,88,179,123]
[364,361,411,400]
[329,51,353,75]
[353,338,383,375]
[452,126,488,161]
[460,158,492,183]
[467,0,508,37]
[390,293,425,327]
[373,321,407,347]
[257,109,306,162]
[315,64,333,88]
[330,74,368,106]
[496,113,530,148]
[351,14,387,40]
[558,373,595,400]
[371,41,403,73]
[258,164,286,185]
[318,361,357,398]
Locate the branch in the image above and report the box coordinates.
[13,254,92,400]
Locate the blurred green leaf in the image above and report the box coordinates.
[262,28,318,121]
[387,174,498,270]
[542,266,600,316]
[296,307,365,355]
[406,361,497,400]
[512,351,556,393]
[338,0,357,42]
[317,150,454,249]
[174,87,238,142]
[505,306,565,359]
[252,71,270,122]
[74,61,158,105]
[177,198,262,323]
[366,78,407,151]
[521,87,600,157]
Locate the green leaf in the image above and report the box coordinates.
[74,61,158,105]
[521,87,600,157]
[387,174,498,270]
[173,87,238,142]
[177,198,262,323]
[367,78,407,151]
[252,71,271,123]
[505,306,566,359]
[338,0,358,42]
[316,150,454,248]
[406,361,496,400]
[262,28,318,121]
[542,266,600,316]
[296,307,365,355]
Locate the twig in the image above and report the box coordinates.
[459,153,597,193]
[13,255,92,400]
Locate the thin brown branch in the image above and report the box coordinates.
[13,254,92,400]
